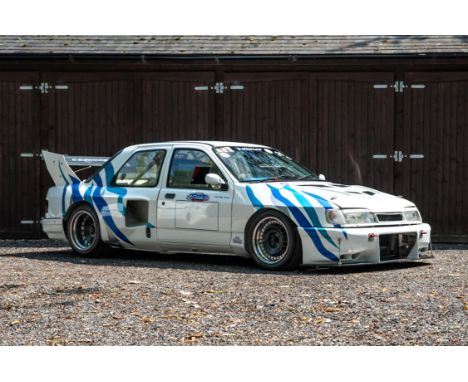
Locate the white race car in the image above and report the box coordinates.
[42,141,431,270]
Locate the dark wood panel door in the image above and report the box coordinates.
[221,73,316,170]
[402,72,468,240]
[315,73,395,193]
[140,72,215,142]
[0,73,41,236]
[44,73,141,157]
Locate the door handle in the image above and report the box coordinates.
[165,193,175,199]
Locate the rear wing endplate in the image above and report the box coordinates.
[42,150,109,186]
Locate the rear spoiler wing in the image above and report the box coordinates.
[42,150,109,186]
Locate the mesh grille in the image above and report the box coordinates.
[377,214,403,222]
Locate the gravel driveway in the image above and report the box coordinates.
[0,240,466,345]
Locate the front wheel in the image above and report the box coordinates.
[246,210,302,270]
[67,205,107,256]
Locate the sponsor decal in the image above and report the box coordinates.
[232,236,243,244]
[186,193,210,202]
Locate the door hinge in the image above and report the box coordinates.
[393,150,406,162]
[20,152,42,158]
[373,151,424,161]
[37,82,50,94]
[229,84,244,91]
[194,82,244,94]
[392,81,407,93]
[19,83,69,94]
[20,220,39,224]
[373,81,425,93]
[211,82,225,94]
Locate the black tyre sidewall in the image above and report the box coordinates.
[66,205,102,256]
[246,209,302,271]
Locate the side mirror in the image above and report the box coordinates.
[205,173,226,186]
[318,174,326,181]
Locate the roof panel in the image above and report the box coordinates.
[0,35,467,56]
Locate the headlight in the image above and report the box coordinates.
[403,210,421,222]
[342,209,378,225]
[326,209,377,226]
[326,209,346,225]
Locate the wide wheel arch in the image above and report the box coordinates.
[244,207,303,269]
[63,201,96,235]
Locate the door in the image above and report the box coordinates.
[220,73,315,170]
[221,72,395,193]
[140,72,216,142]
[0,73,41,237]
[156,146,233,249]
[401,72,468,241]
[315,73,395,193]
[101,147,170,249]
[44,72,141,157]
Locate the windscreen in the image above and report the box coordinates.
[214,146,317,182]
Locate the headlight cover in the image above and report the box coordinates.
[326,209,378,226]
[403,209,422,223]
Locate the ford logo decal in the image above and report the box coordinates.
[186,193,209,202]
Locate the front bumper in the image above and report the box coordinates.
[299,223,431,265]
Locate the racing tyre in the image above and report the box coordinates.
[246,210,302,271]
[67,205,108,256]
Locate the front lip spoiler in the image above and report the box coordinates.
[337,223,423,228]
[300,257,430,269]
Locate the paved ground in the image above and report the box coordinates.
[0,240,466,345]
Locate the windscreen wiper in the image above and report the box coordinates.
[247,175,300,183]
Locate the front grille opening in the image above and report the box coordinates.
[379,233,416,261]
[377,213,403,222]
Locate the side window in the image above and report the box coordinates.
[168,149,226,190]
[111,150,166,187]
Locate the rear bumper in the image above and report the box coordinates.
[300,223,431,265]
[41,218,67,241]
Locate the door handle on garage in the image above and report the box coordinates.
[165,193,175,199]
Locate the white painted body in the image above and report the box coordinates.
[42,141,431,266]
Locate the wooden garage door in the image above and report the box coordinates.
[0,73,41,236]
[220,73,316,169]
[41,71,215,211]
[140,72,215,142]
[401,72,468,240]
[44,73,140,157]
[315,73,395,193]
[44,72,215,153]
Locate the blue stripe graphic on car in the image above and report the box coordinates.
[283,186,338,249]
[108,186,127,215]
[104,163,115,183]
[70,175,83,203]
[58,162,69,217]
[267,185,339,262]
[301,191,334,209]
[90,173,133,245]
[301,190,348,240]
[246,185,264,209]
[84,184,94,205]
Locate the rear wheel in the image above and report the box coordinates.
[67,205,107,256]
[246,210,302,270]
